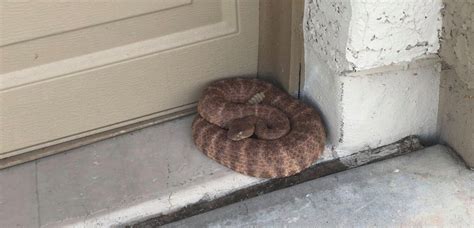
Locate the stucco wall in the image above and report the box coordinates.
[305,0,352,73]
[438,1,474,167]
[304,0,351,146]
[303,0,442,155]
[338,65,440,152]
[304,50,342,147]
[346,0,442,70]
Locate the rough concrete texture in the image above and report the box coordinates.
[305,0,352,72]
[438,0,474,167]
[440,1,473,88]
[0,162,39,228]
[0,115,335,228]
[166,145,474,227]
[438,71,474,167]
[305,0,442,72]
[346,0,442,70]
[303,0,442,155]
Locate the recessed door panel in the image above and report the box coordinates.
[0,0,259,158]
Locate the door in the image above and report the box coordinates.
[0,0,259,159]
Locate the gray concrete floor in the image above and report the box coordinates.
[166,145,474,227]
[0,115,336,227]
[0,116,263,227]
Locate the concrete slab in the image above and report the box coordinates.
[0,162,39,228]
[27,115,333,227]
[166,145,474,227]
[34,115,263,227]
[0,114,420,227]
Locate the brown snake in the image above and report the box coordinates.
[192,78,326,178]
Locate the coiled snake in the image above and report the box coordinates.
[192,78,325,178]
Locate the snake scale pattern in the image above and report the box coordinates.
[192,78,326,178]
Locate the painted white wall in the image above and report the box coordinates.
[303,0,349,151]
[303,0,442,156]
[305,0,442,72]
[337,65,440,153]
[303,50,342,147]
[346,0,442,70]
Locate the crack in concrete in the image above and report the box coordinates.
[167,192,174,211]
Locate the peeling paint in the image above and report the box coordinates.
[303,0,442,155]
[346,0,443,70]
[304,0,442,72]
[405,41,429,50]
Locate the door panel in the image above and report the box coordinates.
[0,0,191,46]
[1,0,222,74]
[0,0,258,158]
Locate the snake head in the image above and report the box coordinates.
[227,128,254,141]
[226,117,256,141]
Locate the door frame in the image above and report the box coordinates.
[258,0,304,97]
[0,0,305,169]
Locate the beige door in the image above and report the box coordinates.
[0,0,258,159]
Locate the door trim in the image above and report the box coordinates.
[257,0,304,97]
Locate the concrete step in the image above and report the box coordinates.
[0,115,422,228]
[165,145,474,227]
